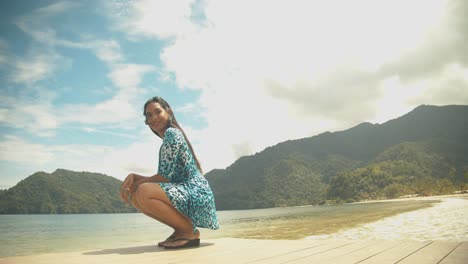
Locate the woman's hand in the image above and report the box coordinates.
[121,172,169,204]
[120,173,150,204]
[120,173,138,204]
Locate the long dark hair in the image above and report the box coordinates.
[143,96,203,173]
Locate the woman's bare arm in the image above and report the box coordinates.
[130,173,169,192]
[121,173,170,203]
[140,173,170,184]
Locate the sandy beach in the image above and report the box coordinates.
[351,193,468,204]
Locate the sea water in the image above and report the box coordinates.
[1,197,467,257]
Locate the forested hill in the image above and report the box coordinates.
[206,105,468,210]
[0,169,136,214]
[1,105,467,213]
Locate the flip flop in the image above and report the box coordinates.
[157,235,176,247]
[163,238,200,249]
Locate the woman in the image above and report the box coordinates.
[120,96,219,249]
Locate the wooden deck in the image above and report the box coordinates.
[1,238,466,264]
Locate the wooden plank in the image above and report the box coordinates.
[358,240,432,264]
[284,240,377,263]
[177,238,289,264]
[1,239,467,264]
[81,242,196,264]
[78,238,258,264]
[0,251,127,264]
[169,238,257,262]
[439,242,468,264]
[185,239,333,264]
[319,240,399,264]
[245,240,351,264]
[145,238,263,264]
[397,241,461,264]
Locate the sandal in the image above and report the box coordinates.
[163,238,200,249]
[157,234,176,247]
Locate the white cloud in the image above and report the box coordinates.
[113,0,468,173]
[0,129,162,181]
[406,64,468,106]
[4,0,466,186]
[15,1,83,48]
[1,1,162,184]
[369,63,468,124]
[0,136,54,165]
[57,63,155,125]
[9,50,70,86]
[59,99,136,124]
[89,40,124,64]
[0,38,8,65]
[112,0,197,39]
[0,95,59,136]
[4,47,153,135]
[108,63,155,93]
[4,54,154,135]
[101,130,162,179]
[7,2,157,135]
[82,127,140,139]
[35,1,78,16]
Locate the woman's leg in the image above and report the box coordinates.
[135,183,199,247]
[130,191,176,245]
[130,191,169,225]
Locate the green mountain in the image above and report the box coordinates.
[206,105,468,210]
[2,105,467,213]
[0,169,136,214]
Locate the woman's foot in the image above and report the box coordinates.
[157,232,176,247]
[163,229,200,249]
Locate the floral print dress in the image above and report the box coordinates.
[158,127,219,231]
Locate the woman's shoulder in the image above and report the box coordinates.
[164,127,183,139]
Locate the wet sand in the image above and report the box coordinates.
[351,193,468,204]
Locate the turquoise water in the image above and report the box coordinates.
[1,197,467,257]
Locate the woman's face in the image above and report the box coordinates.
[145,102,170,136]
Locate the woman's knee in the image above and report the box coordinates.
[130,191,141,209]
[135,183,148,204]
[135,183,170,205]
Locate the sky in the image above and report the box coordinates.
[1,0,467,189]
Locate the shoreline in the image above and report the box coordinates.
[350,193,468,204]
[1,193,465,215]
[304,195,468,242]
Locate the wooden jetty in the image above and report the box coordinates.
[1,238,466,264]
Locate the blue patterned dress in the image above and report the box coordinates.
[158,127,219,231]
